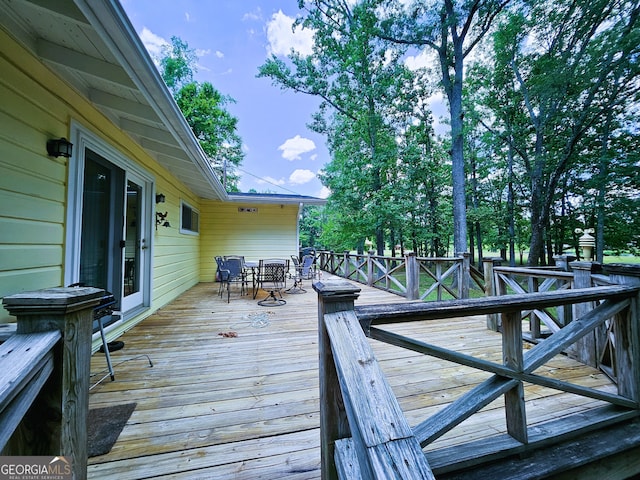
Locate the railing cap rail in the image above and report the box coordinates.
[355,285,639,324]
[493,266,574,279]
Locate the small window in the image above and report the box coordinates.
[180,201,199,235]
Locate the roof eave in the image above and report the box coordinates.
[72,0,228,201]
[226,194,327,206]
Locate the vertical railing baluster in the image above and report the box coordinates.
[502,309,528,443]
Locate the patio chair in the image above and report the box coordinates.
[299,254,316,280]
[223,255,248,301]
[215,256,231,301]
[287,254,313,294]
[257,258,288,306]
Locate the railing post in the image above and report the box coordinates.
[406,252,420,301]
[570,261,597,366]
[367,251,374,286]
[601,264,640,402]
[343,251,350,279]
[459,253,471,299]
[502,310,528,443]
[330,250,335,274]
[314,280,361,480]
[483,257,502,331]
[3,287,104,480]
[553,254,575,326]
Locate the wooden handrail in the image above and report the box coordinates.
[315,280,435,480]
[317,279,640,478]
[355,285,638,326]
[0,331,61,450]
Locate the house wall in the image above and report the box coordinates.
[200,200,300,281]
[0,29,201,330]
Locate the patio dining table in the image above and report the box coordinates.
[243,261,260,298]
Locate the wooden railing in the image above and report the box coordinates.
[315,273,640,479]
[489,265,574,340]
[317,250,477,300]
[484,261,640,384]
[1,287,103,480]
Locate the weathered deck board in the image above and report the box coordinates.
[88,280,617,479]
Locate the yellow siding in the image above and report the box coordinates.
[200,201,300,281]
[0,29,200,326]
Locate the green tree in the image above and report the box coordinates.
[378,0,513,255]
[160,36,196,95]
[483,0,640,265]
[160,37,244,190]
[259,0,417,255]
[299,205,325,248]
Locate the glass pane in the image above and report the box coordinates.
[80,159,111,289]
[124,180,142,296]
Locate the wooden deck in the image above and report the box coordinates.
[87,278,617,479]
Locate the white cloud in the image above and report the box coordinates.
[317,186,331,199]
[289,169,316,185]
[139,27,169,61]
[257,176,286,186]
[405,49,433,71]
[138,27,215,72]
[266,10,314,57]
[278,135,316,161]
[243,8,262,22]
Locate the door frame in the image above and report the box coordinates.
[65,121,154,318]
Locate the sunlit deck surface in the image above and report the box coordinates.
[88,277,616,479]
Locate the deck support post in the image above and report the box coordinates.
[314,280,361,480]
[483,257,503,331]
[3,287,104,480]
[553,254,575,326]
[343,251,351,279]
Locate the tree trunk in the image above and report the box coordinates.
[507,145,516,266]
[596,110,613,263]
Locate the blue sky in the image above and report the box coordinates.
[121,0,331,198]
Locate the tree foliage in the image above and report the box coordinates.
[160,37,244,191]
[259,0,421,255]
[287,1,639,262]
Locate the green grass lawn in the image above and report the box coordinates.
[603,255,640,264]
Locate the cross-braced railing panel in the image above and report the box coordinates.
[418,258,461,301]
[369,255,407,294]
[493,267,575,339]
[352,285,640,473]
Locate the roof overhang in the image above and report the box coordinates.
[226,193,327,206]
[0,0,328,205]
[0,0,227,199]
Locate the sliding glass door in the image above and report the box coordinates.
[69,139,152,316]
[121,174,148,311]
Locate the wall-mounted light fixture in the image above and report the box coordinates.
[155,193,166,204]
[46,137,73,158]
[156,211,171,230]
